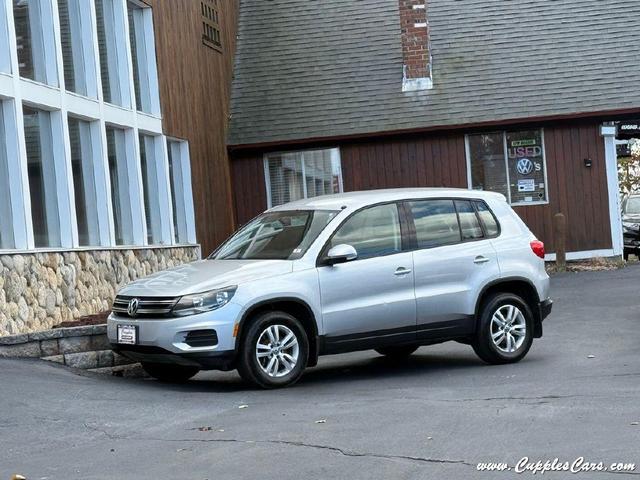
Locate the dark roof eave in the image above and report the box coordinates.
[228,106,640,153]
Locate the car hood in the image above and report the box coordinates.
[117,259,293,297]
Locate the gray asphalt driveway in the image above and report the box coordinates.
[1,267,639,479]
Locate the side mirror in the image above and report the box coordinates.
[325,244,358,265]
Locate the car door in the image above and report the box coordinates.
[317,202,416,351]
[406,199,501,340]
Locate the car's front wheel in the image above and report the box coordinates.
[472,293,534,364]
[237,311,309,389]
[141,362,199,382]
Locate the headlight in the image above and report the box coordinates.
[172,287,237,317]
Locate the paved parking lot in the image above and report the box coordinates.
[1,266,639,479]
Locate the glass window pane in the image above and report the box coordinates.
[68,117,100,246]
[468,133,508,198]
[167,141,179,243]
[0,103,14,249]
[139,134,161,244]
[303,149,341,199]
[13,0,57,85]
[0,2,11,73]
[474,200,499,237]
[409,200,461,248]
[454,200,483,240]
[506,129,547,204]
[24,106,60,248]
[95,0,111,102]
[106,126,131,245]
[266,149,342,207]
[58,0,88,95]
[267,152,304,207]
[127,2,143,111]
[330,203,401,260]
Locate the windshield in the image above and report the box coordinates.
[625,197,640,215]
[212,210,339,260]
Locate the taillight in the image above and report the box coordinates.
[530,240,545,259]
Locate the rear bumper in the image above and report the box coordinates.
[111,344,237,371]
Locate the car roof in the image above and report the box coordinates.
[269,188,506,212]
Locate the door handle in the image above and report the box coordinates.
[474,255,490,264]
[394,267,412,276]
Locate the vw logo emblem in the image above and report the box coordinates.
[127,298,140,317]
[516,158,534,175]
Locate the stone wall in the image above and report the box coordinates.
[0,246,200,336]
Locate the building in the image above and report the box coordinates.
[227,0,640,262]
[0,0,238,335]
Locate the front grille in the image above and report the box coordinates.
[112,295,179,318]
[184,330,218,348]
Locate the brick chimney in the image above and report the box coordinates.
[398,0,432,91]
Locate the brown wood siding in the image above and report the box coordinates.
[231,152,267,226]
[149,0,239,255]
[229,121,613,254]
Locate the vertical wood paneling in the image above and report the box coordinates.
[148,0,239,255]
[230,121,613,254]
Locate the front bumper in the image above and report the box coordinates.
[107,302,242,370]
[111,344,237,370]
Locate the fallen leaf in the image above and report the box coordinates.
[315,419,327,424]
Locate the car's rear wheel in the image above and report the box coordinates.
[375,345,418,358]
[237,311,309,389]
[472,293,533,364]
[141,362,199,382]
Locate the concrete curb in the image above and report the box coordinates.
[0,324,135,370]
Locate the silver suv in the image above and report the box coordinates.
[108,189,552,388]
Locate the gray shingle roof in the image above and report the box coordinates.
[228,0,640,146]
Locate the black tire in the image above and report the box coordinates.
[141,362,199,382]
[375,345,419,358]
[236,311,309,389]
[472,292,534,364]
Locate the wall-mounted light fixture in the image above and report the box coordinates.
[584,158,593,168]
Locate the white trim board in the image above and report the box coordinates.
[544,249,618,262]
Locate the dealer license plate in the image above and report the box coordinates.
[117,325,138,345]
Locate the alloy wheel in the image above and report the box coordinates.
[490,304,526,353]
[255,324,300,377]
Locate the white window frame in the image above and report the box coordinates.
[464,129,550,206]
[0,0,194,253]
[263,147,343,209]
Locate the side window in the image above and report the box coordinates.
[408,200,461,248]
[473,200,500,237]
[329,203,401,260]
[454,200,484,240]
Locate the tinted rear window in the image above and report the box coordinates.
[408,200,461,248]
[474,200,500,237]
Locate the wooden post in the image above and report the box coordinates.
[554,213,566,272]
